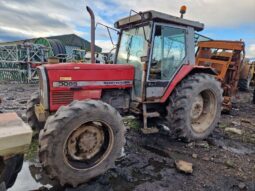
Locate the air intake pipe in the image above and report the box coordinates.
[86,6,96,63]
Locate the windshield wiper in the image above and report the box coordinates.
[96,23,119,47]
[126,36,133,63]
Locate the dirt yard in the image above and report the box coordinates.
[0,82,255,191]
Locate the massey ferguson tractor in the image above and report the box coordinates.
[27,6,223,187]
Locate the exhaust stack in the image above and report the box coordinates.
[86,6,96,63]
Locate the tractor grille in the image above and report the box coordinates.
[52,91,74,105]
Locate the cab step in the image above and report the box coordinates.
[145,111,160,118]
[141,104,160,134]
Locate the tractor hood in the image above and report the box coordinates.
[38,63,135,111]
[44,63,135,82]
[44,62,134,71]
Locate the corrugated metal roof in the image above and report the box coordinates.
[0,34,102,52]
[47,34,102,52]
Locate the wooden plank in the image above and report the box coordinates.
[0,113,32,157]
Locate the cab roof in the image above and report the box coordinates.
[114,10,204,32]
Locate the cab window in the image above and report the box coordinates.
[149,25,186,80]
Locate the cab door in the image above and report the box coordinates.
[146,24,187,100]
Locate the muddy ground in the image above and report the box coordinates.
[0,82,255,191]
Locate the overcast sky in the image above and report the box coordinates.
[0,0,254,58]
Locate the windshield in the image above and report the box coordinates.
[116,25,151,98]
[116,25,151,65]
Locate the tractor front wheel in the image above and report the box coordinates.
[167,73,223,141]
[39,100,125,187]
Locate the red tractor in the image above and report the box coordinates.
[27,7,222,187]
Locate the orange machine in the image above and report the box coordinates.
[196,40,245,112]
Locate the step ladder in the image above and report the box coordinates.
[141,103,160,134]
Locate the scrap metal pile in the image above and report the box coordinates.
[196,40,245,112]
[0,38,87,83]
[0,43,49,83]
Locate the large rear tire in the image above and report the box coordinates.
[39,100,125,187]
[253,89,255,104]
[26,92,45,131]
[0,155,24,189]
[167,73,223,141]
[238,79,250,91]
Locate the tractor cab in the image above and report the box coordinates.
[114,10,204,101]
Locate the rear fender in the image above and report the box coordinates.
[160,65,217,103]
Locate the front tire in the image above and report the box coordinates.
[39,100,125,187]
[167,73,223,141]
[0,155,24,189]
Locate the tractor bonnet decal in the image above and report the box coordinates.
[53,80,133,87]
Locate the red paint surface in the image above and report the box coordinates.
[45,62,211,111]
[45,63,134,111]
[160,65,215,103]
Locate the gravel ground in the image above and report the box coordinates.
[0,82,255,191]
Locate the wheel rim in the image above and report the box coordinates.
[190,90,217,133]
[63,121,114,170]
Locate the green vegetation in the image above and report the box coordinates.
[25,139,38,160]
[123,118,141,130]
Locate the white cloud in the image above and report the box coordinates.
[246,44,255,59]
[95,40,115,53]
[0,0,254,54]
[92,0,255,52]
[111,0,255,27]
[0,0,90,39]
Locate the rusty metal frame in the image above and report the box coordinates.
[195,40,245,112]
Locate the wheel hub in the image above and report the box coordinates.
[67,124,104,161]
[191,94,204,120]
[190,90,217,133]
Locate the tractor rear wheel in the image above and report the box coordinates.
[39,100,125,187]
[26,92,44,131]
[167,73,223,141]
[239,64,253,91]
[238,79,250,91]
[253,89,255,104]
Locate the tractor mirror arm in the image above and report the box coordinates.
[129,9,151,46]
[96,22,119,47]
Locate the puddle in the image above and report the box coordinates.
[208,138,255,155]
[9,162,51,191]
[8,156,169,191]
